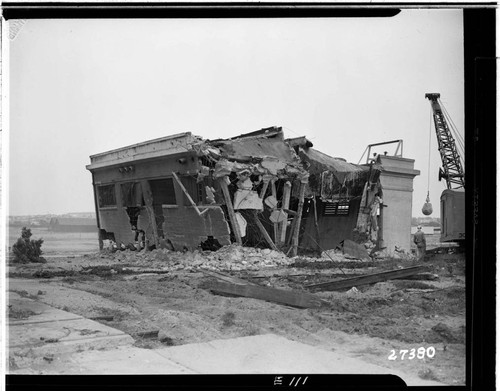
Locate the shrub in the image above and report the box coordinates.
[221,311,236,327]
[12,227,45,263]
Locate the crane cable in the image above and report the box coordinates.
[421,106,434,216]
[427,105,432,196]
[440,100,465,168]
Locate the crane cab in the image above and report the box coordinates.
[440,189,465,243]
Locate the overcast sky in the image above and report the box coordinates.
[6,9,464,217]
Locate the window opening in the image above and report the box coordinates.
[97,184,116,207]
[121,182,144,207]
[323,200,350,216]
[149,178,176,205]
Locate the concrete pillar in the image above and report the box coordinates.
[377,155,420,254]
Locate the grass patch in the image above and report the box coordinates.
[32,269,77,279]
[221,311,236,327]
[241,323,260,336]
[8,306,38,319]
[10,289,39,300]
[418,368,440,381]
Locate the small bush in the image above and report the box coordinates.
[221,311,236,327]
[12,227,45,263]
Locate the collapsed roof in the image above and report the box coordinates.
[86,126,377,202]
[196,126,373,201]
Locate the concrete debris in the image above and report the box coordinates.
[340,239,371,261]
[320,249,356,263]
[346,287,360,294]
[98,244,296,273]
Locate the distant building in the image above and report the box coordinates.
[411,226,438,235]
[48,217,97,233]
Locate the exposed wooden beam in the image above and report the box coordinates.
[218,177,243,245]
[291,179,308,257]
[305,265,430,292]
[271,179,279,243]
[312,196,321,253]
[171,172,209,216]
[279,181,292,246]
[259,175,272,198]
[208,280,327,309]
[282,208,297,216]
[252,210,278,251]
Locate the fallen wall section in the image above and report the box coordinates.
[162,207,231,250]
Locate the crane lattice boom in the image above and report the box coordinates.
[425,93,465,190]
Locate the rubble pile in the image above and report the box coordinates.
[98,244,297,272]
[319,250,354,262]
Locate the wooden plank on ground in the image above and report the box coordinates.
[122,267,170,274]
[305,265,430,292]
[198,269,259,286]
[395,273,439,281]
[208,280,327,309]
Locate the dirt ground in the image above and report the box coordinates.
[7,231,466,385]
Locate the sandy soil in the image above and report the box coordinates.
[7,242,466,385]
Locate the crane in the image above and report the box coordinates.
[425,93,465,189]
[425,93,465,243]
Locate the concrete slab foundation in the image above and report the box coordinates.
[7,289,442,386]
[8,292,134,363]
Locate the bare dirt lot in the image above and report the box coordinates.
[7,230,466,385]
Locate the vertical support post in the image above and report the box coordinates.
[279,181,291,246]
[140,180,160,247]
[218,177,242,245]
[312,196,321,252]
[271,179,279,243]
[252,211,278,251]
[378,203,386,249]
[291,177,308,257]
[260,175,272,198]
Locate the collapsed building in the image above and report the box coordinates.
[86,127,420,256]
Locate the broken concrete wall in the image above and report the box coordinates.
[91,152,191,246]
[99,207,136,245]
[97,181,142,246]
[162,207,231,251]
[300,197,362,252]
[88,129,420,257]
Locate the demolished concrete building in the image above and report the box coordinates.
[86,127,420,256]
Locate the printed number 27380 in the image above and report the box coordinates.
[388,347,435,360]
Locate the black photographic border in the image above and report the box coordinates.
[3,3,496,391]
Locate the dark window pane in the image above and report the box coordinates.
[121,182,143,207]
[98,184,116,207]
[149,178,176,205]
[180,176,202,205]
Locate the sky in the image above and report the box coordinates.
[5,10,464,217]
